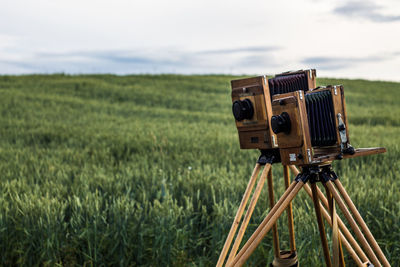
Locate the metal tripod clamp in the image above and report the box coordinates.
[257,149,281,165]
[319,165,338,183]
[295,165,319,183]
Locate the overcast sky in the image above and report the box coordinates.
[1,0,400,81]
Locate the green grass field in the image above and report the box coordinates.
[0,74,399,266]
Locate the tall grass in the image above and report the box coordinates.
[0,74,399,266]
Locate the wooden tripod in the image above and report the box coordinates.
[216,158,391,267]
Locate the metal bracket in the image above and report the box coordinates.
[296,165,337,184]
[295,165,319,183]
[272,135,278,147]
[319,165,338,183]
[337,113,348,151]
[257,149,281,165]
[295,172,309,183]
[307,148,312,163]
[336,113,356,155]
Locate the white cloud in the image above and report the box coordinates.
[334,1,400,22]
[0,0,399,81]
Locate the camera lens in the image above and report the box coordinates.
[271,112,291,134]
[232,99,254,121]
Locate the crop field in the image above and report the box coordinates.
[0,74,399,266]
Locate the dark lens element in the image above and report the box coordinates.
[271,112,291,134]
[232,99,254,121]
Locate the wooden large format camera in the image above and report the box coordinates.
[231,69,376,165]
[223,69,389,267]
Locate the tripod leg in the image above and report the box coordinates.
[216,163,262,267]
[313,181,369,263]
[267,168,281,259]
[226,164,271,265]
[290,166,370,265]
[230,180,305,267]
[317,185,370,264]
[324,184,345,267]
[311,182,332,267]
[333,179,390,267]
[283,165,296,252]
[325,181,381,267]
[303,184,364,266]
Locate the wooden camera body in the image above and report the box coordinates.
[271,85,352,165]
[231,69,385,165]
[231,69,316,150]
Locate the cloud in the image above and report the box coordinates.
[0,49,190,73]
[198,46,281,55]
[238,54,281,69]
[333,1,400,22]
[36,50,178,65]
[0,46,281,74]
[301,54,394,70]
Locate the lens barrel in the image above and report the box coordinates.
[232,99,254,121]
[271,112,291,134]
